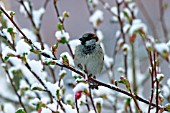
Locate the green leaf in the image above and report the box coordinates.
[56,89,60,99]
[7,27,13,34]
[10,11,15,18]
[62,55,69,65]
[15,108,26,113]
[164,3,168,10]
[12,69,23,90]
[164,103,170,111]
[96,103,102,113]
[36,102,46,110]
[0,11,2,15]
[57,23,63,31]
[63,11,69,18]
[60,37,67,44]
[125,98,131,106]
[4,56,9,62]
[32,87,43,91]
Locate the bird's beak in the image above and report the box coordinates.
[79,38,83,42]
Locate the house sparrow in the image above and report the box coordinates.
[74,33,104,77]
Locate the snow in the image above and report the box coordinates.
[129,19,147,36]
[88,0,99,6]
[156,73,164,81]
[4,103,16,113]
[96,30,104,41]
[154,43,169,54]
[68,39,81,54]
[19,79,29,89]
[60,52,74,66]
[28,60,43,76]
[55,30,70,41]
[117,67,125,73]
[89,10,103,28]
[161,85,170,98]
[20,28,37,42]
[29,98,40,106]
[94,98,103,106]
[41,108,52,113]
[147,35,155,43]
[41,97,50,104]
[128,2,138,16]
[45,81,60,97]
[145,41,152,49]
[167,78,170,87]
[94,86,114,96]
[117,38,124,48]
[123,8,132,19]
[2,28,13,43]
[31,82,44,90]
[115,30,121,39]
[122,43,129,55]
[59,70,67,77]
[104,55,113,68]
[65,94,74,102]
[33,8,45,28]
[33,42,42,49]
[111,7,118,15]
[16,39,31,56]
[20,1,30,16]
[41,49,54,58]
[47,103,57,112]
[104,3,110,9]
[123,24,130,33]
[73,83,89,93]
[2,46,16,59]
[89,110,95,113]
[63,104,77,113]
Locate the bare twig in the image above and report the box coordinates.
[75,99,80,113]
[53,0,74,58]
[159,0,168,42]
[0,58,27,113]
[18,0,45,50]
[115,0,128,78]
[135,0,159,40]
[0,6,166,111]
[148,52,154,113]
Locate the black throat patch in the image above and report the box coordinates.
[82,44,96,55]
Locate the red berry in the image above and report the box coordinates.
[38,108,42,113]
[16,55,21,59]
[75,91,82,100]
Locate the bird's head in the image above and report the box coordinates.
[79,33,98,46]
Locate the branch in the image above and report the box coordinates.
[159,0,168,42]
[135,0,159,41]
[0,5,167,112]
[53,0,74,58]
[115,0,128,78]
[1,58,27,113]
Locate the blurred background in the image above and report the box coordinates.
[1,0,170,111]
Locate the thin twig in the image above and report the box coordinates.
[88,77,97,113]
[115,0,128,78]
[0,6,167,111]
[159,0,168,42]
[148,52,154,113]
[75,99,80,113]
[153,53,159,113]
[53,0,74,58]
[1,58,27,113]
[18,0,45,49]
[135,0,159,41]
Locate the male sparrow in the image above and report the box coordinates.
[74,33,104,77]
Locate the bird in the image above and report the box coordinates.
[74,33,104,77]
